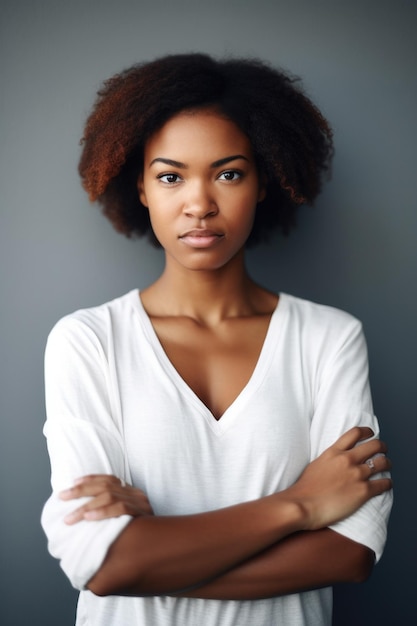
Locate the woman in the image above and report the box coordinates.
[42,53,393,625]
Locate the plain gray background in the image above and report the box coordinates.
[1,1,416,624]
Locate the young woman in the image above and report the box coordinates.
[41,53,393,625]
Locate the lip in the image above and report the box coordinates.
[179,229,224,248]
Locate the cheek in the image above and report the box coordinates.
[147,207,172,244]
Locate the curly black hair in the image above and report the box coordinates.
[79,53,333,246]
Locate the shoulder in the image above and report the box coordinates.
[281,293,362,333]
[279,293,366,357]
[46,289,140,354]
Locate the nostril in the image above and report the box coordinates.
[184,203,218,218]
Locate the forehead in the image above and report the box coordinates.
[144,109,254,161]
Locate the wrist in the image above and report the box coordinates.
[272,492,310,534]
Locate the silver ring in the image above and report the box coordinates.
[120,479,126,487]
[366,458,375,471]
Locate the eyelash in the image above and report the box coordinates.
[156,170,243,185]
[218,170,242,182]
[157,173,182,184]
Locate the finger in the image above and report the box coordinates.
[64,504,112,525]
[362,454,392,477]
[74,474,120,485]
[59,475,126,500]
[64,491,121,524]
[73,474,123,487]
[365,457,376,473]
[352,438,388,464]
[64,505,90,525]
[332,426,375,451]
[66,497,148,523]
[63,488,153,523]
[83,500,135,521]
[366,476,393,498]
[60,483,105,500]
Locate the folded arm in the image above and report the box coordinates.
[60,428,390,597]
[44,315,392,598]
[177,529,374,600]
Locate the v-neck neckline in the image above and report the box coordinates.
[130,289,286,434]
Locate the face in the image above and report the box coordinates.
[137,109,265,272]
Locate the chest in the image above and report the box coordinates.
[121,332,313,512]
[118,308,315,509]
[150,315,272,420]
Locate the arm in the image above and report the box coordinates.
[62,428,390,597]
[44,310,392,597]
[308,316,393,562]
[41,317,135,590]
[177,529,374,600]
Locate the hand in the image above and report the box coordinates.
[287,427,392,531]
[59,474,154,525]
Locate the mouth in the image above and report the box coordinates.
[179,229,224,248]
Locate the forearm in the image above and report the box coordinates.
[178,529,374,600]
[87,493,304,596]
[83,428,389,597]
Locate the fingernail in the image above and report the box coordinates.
[84,511,99,520]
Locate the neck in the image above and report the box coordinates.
[141,251,271,324]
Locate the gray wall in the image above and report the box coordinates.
[1,1,416,624]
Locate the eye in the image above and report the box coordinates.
[218,170,242,182]
[157,173,182,184]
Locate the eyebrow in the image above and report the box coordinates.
[149,154,249,169]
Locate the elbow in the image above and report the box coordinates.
[86,570,114,598]
[87,575,110,597]
[86,520,148,597]
[86,557,138,597]
[86,567,142,597]
[86,553,150,597]
[348,546,375,584]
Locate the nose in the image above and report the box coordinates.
[183,181,218,219]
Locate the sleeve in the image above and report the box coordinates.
[40,316,133,590]
[309,316,393,562]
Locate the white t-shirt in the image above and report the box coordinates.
[41,290,392,626]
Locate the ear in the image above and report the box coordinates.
[257,175,267,203]
[137,175,148,207]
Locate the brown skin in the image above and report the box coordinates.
[62,430,388,597]
[60,110,392,598]
[178,529,375,600]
